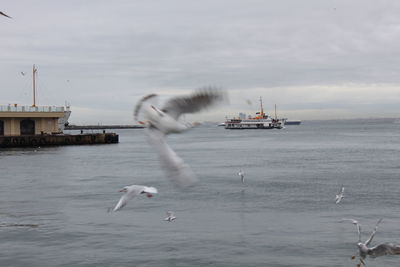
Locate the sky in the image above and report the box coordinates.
[1,0,400,124]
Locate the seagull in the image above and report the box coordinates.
[238,169,245,184]
[0,11,11,18]
[111,185,158,212]
[345,218,400,266]
[20,72,26,76]
[134,87,226,188]
[164,211,176,222]
[335,186,344,204]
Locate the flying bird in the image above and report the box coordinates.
[344,218,400,266]
[164,211,176,222]
[134,87,227,188]
[0,11,11,18]
[20,72,26,76]
[111,185,158,212]
[238,169,245,184]
[335,186,344,204]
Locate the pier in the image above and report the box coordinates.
[0,133,118,147]
[65,124,144,130]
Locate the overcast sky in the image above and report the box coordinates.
[1,0,400,124]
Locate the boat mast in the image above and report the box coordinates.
[274,104,277,120]
[259,96,264,117]
[32,64,37,107]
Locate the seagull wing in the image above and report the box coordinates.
[365,218,383,246]
[146,128,198,188]
[112,186,142,212]
[368,243,400,258]
[142,186,158,194]
[161,87,226,120]
[133,94,158,122]
[0,11,12,18]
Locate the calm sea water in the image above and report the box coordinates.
[1,120,400,267]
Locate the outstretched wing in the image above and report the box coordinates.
[369,243,400,258]
[365,218,383,246]
[161,87,226,120]
[112,187,142,212]
[113,193,131,212]
[0,11,12,18]
[143,186,158,194]
[146,127,198,188]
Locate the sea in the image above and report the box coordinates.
[1,119,400,267]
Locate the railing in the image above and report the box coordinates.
[0,105,66,112]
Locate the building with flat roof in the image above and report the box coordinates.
[0,105,69,136]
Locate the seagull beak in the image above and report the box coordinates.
[146,193,153,198]
[119,189,126,192]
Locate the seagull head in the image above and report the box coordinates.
[140,103,167,127]
[119,187,129,192]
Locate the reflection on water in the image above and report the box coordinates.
[1,121,400,266]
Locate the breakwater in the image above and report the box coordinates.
[65,125,144,130]
[0,133,119,147]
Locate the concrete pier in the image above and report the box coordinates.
[65,124,144,130]
[0,133,118,147]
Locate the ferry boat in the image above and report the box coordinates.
[224,97,285,130]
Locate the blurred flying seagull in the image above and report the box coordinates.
[0,11,11,18]
[344,218,400,266]
[164,211,176,222]
[20,72,26,76]
[335,186,344,204]
[111,185,158,212]
[134,87,226,188]
[238,169,245,184]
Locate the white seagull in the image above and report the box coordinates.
[238,169,245,184]
[111,185,158,212]
[344,218,400,266]
[164,211,176,222]
[335,186,344,204]
[134,87,226,188]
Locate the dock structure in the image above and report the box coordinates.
[0,105,68,136]
[0,64,119,147]
[0,105,119,147]
[0,133,118,147]
[65,124,144,130]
